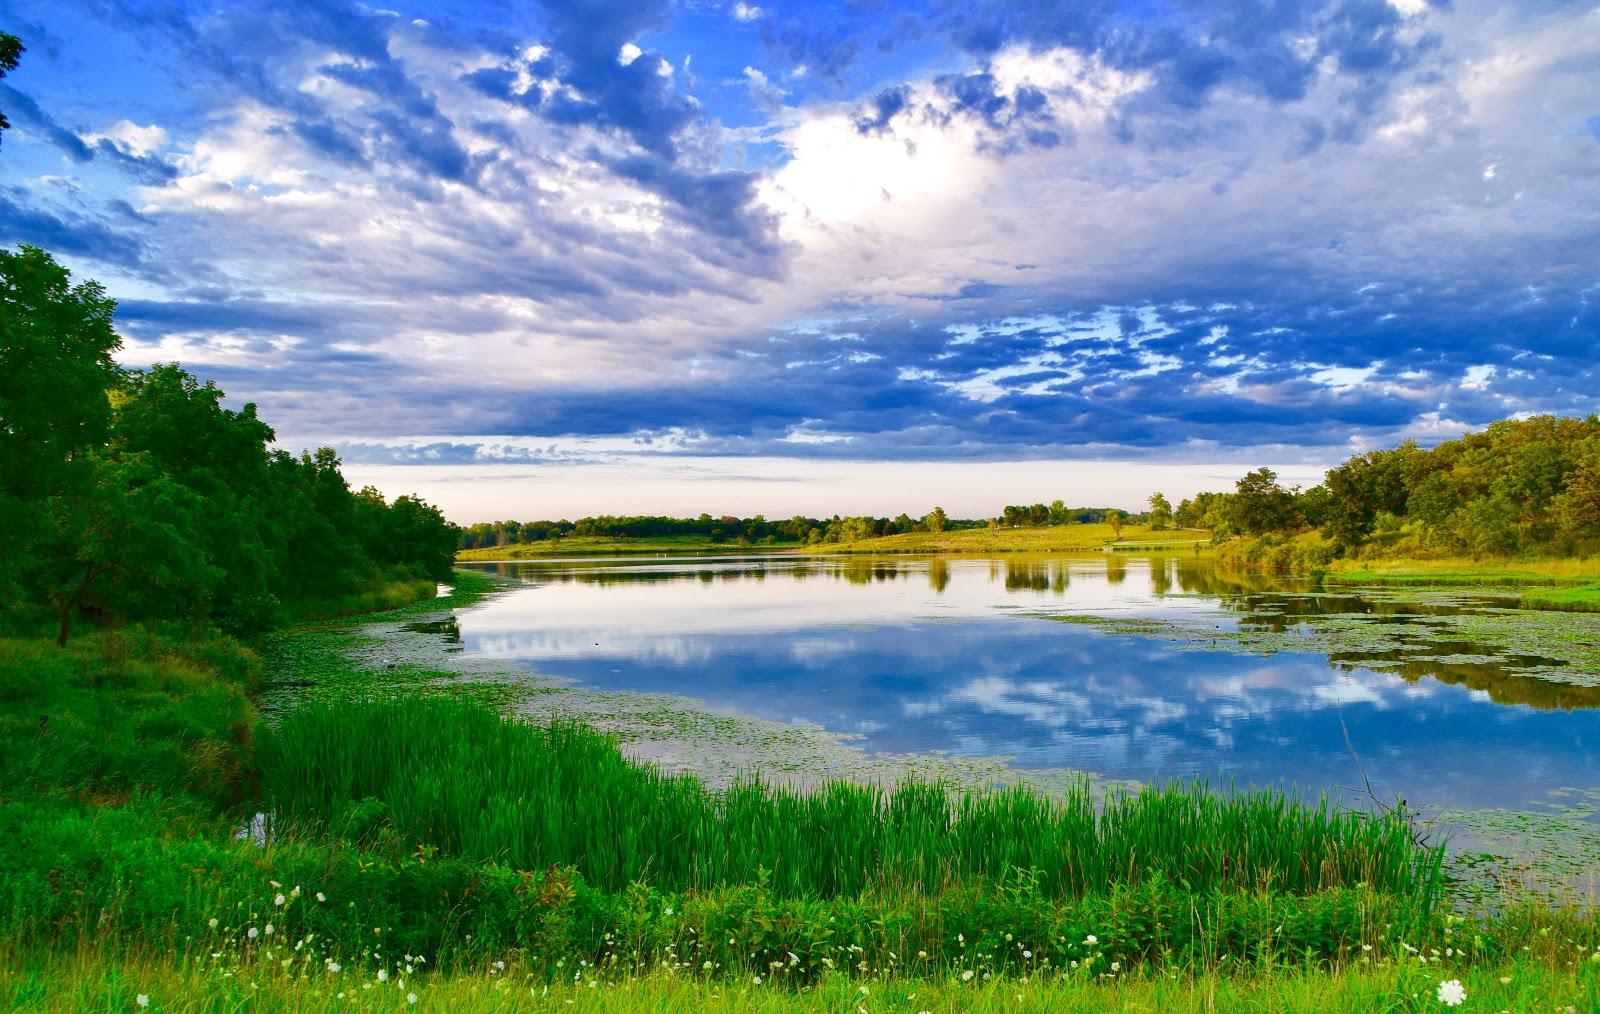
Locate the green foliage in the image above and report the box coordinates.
[0,247,458,640]
[0,32,22,140]
[261,697,1441,904]
[0,628,259,809]
[1147,493,1173,531]
[1229,468,1301,536]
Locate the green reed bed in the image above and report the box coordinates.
[260,697,1443,905]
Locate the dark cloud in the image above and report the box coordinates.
[0,187,145,267]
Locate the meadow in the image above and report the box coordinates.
[800,523,1210,555]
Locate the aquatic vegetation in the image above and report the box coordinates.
[262,696,1442,903]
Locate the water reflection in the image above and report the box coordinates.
[451,555,1600,809]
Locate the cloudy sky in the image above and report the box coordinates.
[1,0,1596,520]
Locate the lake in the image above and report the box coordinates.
[451,554,1600,814]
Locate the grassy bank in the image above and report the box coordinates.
[803,524,1210,555]
[1324,556,1600,587]
[7,569,1599,1011]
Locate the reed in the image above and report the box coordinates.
[260,697,1443,905]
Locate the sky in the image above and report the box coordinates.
[1,0,1596,522]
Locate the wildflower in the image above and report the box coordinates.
[1499,977,1511,985]
[247,928,260,940]
[317,893,327,903]
[859,986,869,996]
[328,962,342,973]
[208,918,219,929]
[274,894,286,907]
[663,907,674,916]
[753,976,762,985]
[1023,950,1032,959]
[377,970,388,982]
[1111,961,1122,973]
[407,993,417,1004]
[1436,980,1466,1007]
[494,960,506,971]
[1084,934,1098,946]
[264,924,274,936]
[136,997,150,1008]
[961,970,975,982]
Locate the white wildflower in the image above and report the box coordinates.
[136,997,150,1009]
[960,970,974,982]
[247,927,259,940]
[208,918,219,929]
[407,993,417,1004]
[1436,980,1466,1007]
[1084,934,1098,945]
[317,892,326,902]
[273,894,286,907]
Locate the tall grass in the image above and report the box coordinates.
[261,697,1442,904]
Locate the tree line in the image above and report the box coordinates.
[458,509,987,549]
[1,246,459,644]
[1163,415,1600,562]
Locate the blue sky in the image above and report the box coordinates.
[1,0,1597,519]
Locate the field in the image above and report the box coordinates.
[803,523,1211,555]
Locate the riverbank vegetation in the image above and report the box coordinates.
[1183,416,1600,595]
[801,522,1209,555]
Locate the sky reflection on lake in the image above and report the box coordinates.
[453,556,1600,810]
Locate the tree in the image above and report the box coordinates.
[0,33,23,143]
[1107,509,1125,539]
[0,246,122,499]
[1048,499,1067,525]
[0,245,122,603]
[1230,468,1300,536]
[1147,493,1172,530]
[923,506,948,533]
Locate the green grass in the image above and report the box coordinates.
[1325,556,1600,587]
[456,535,796,560]
[803,524,1210,555]
[6,940,1600,1012]
[1518,585,1600,612]
[0,626,260,811]
[261,696,1440,903]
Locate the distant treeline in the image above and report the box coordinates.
[458,502,1165,549]
[1,245,459,643]
[1185,415,1600,569]
[459,510,981,548]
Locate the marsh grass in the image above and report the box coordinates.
[261,697,1443,904]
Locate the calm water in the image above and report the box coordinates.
[449,555,1600,811]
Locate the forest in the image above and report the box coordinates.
[0,245,459,644]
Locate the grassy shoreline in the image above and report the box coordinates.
[7,564,1600,1011]
[801,523,1211,555]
